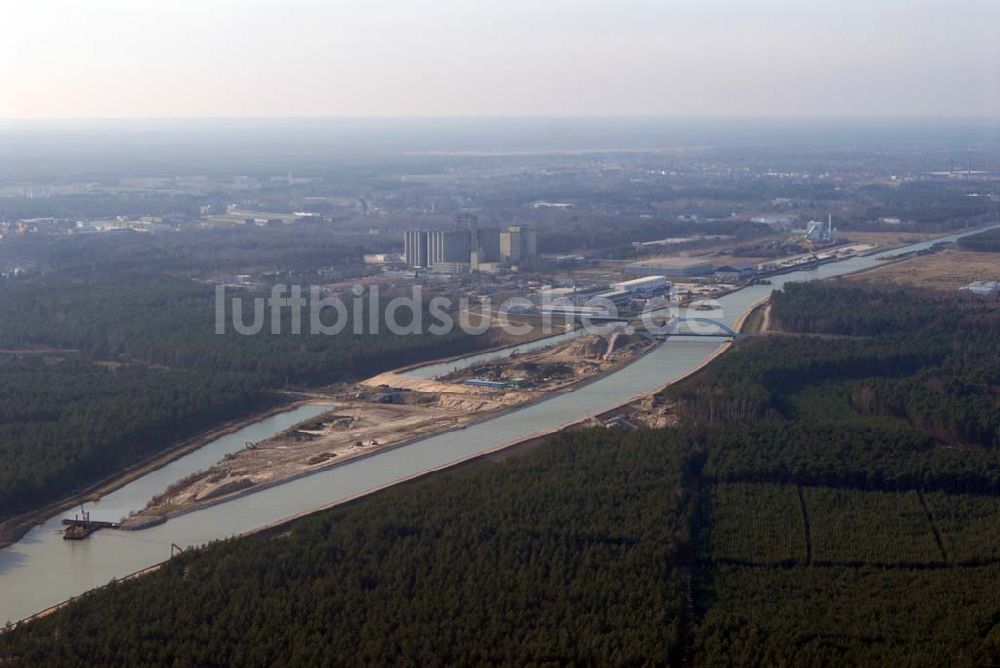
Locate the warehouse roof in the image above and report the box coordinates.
[626,257,711,268]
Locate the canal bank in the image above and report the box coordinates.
[1,224,996,626]
[0,398,322,551]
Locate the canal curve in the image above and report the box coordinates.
[0,224,995,625]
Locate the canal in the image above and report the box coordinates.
[0,226,995,625]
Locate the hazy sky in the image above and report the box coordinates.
[3,0,998,119]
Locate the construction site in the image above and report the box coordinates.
[122,331,655,527]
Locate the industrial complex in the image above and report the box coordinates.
[404,214,538,273]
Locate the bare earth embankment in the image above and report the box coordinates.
[123,332,654,526]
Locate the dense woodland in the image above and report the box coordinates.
[0,269,494,520]
[4,282,1000,664]
[1,429,697,665]
[0,275,481,385]
[667,282,1000,490]
[0,357,273,519]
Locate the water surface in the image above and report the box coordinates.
[1,225,995,624]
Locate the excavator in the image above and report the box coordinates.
[802,238,820,262]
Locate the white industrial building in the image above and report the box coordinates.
[612,276,671,297]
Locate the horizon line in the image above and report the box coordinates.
[1,114,999,124]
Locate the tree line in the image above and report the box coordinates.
[0,271,496,519]
[4,281,1000,664]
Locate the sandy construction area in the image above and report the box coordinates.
[123,333,653,525]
